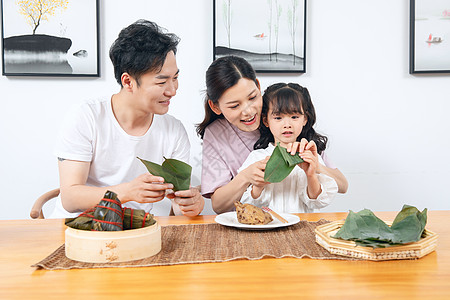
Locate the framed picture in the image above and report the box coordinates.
[1,0,99,77]
[214,0,307,73]
[410,0,450,74]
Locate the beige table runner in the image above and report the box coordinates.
[33,219,357,270]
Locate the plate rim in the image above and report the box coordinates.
[215,211,300,230]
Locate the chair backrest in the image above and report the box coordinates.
[30,188,60,219]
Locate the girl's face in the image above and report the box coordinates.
[209,78,262,132]
[264,102,307,148]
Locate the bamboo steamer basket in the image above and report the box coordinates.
[315,220,438,261]
[65,222,161,263]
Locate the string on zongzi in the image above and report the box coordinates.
[92,191,124,231]
[122,207,156,230]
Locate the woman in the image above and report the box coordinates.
[196,56,347,214]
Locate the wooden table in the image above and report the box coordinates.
[1,211,449,299]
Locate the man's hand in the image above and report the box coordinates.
[168,187,205,217]
[121,173,174,203]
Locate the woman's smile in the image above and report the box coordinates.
[241,114,257,125]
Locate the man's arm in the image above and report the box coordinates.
[58,159,174,213]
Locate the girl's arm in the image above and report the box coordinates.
[298,149,322,199]
[288,139,348,194]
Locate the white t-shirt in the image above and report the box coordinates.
[238,143,338,213]
[51,97,190,218]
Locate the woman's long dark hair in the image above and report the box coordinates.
[196,56,258,139]
[254,83,328,154]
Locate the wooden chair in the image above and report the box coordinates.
[30,188,60,219]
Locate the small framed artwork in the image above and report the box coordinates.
[1,0,100,77]
[410,0,450,74]
[213,0,307,73]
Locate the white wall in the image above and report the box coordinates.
[1,0,449,220]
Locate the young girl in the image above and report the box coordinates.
[197,56,347,214]
[238,83,338,213]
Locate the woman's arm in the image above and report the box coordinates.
[316,165,348,193]
[210,172,251,213]
[211,158,269,214]
[287,139,348,194]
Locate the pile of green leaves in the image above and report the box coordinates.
[264,143,304,183]
[137,157,192,191]
[332,205,428,248]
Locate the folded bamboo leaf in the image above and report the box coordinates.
[138,157,192,191]
[264,145,294,183]
[137,157,165,177]
[332,205,428,248]
[279,144,304,167]
[163,157,192,178]
[264,143,303,183]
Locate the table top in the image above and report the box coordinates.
[1,211,449,299]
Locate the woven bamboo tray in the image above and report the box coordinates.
[65,222,161,263]
[315,220,438,261]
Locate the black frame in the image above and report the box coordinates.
[410,0,450,74]
[213,0,307,73]
[1,0,100,77]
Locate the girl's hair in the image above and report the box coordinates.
[254,83,328,154]
[196,56,258,139]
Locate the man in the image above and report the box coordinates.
[52,20,204,217]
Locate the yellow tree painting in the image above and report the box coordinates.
[17,0,69,34]
[2,0,99,76]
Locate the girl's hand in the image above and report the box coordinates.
[299,150,319,178]
[240,157,270,186]
[287,138,318,158]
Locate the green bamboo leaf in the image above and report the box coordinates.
[264,146,294,183]
[162,157,192,179]
[264,143,299,183]
[137,157,164,177]
[332,205,428,248]
[278,143,304,167]
[137,157,192,191]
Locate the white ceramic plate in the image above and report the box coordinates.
[215,212,300,230]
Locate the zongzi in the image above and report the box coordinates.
[235,201,273,225]
[92,190,124,231]
[123,208,156,230]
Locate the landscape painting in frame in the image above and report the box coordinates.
[214,0,306,73]
[1,0,99,77]
[410,0,450,73]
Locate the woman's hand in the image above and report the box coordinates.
[168,187,205,217]
[121,173,174,203]
[240,157,270,186]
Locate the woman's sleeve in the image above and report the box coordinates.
[200,126,233,197]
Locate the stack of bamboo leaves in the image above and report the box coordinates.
[332,205,427,248]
